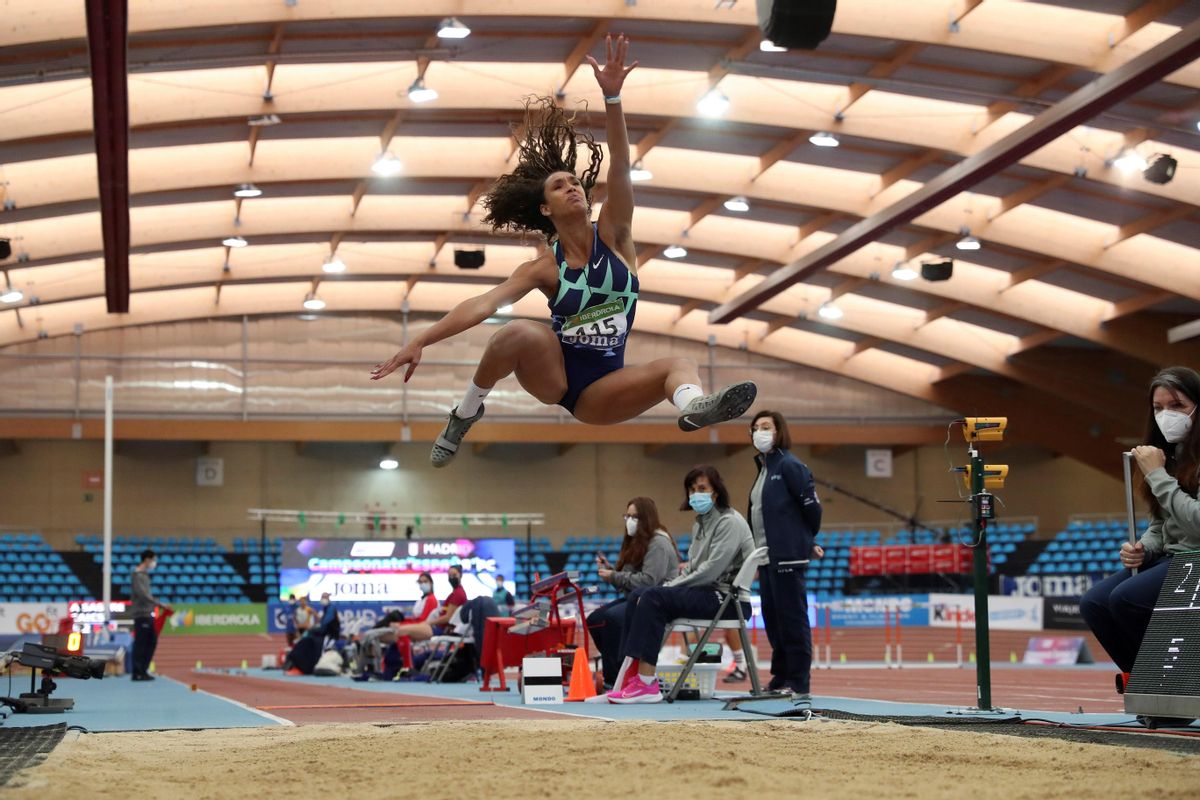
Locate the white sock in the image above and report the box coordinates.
[457,380,491,418]
[672,383,703,411]
[732,649,747,669]
[638,672,657,685]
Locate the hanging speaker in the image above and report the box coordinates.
[454,249,485,270]
[757,0,838,50]
[920,260,954,282]
[0,238,10,261]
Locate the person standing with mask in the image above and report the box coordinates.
[606,466,754,703]
[587,497,680,688]
[130,549,171,682]
[1082,366,1200,709]
[747,410,823,708]
[492,575,516,614]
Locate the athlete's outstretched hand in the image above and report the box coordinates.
[586,33,638,98]
[371,341,422,382]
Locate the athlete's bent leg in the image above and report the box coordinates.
[572,358,756,428]
[433,321,568,467]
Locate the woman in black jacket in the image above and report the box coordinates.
[747,410,822,706]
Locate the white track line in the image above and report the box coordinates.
[160,675,295,727]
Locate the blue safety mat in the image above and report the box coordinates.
[243,668,753,721]
[0,674,287,732]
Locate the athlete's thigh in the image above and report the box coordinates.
[572,359,675,425]
[507,321,568,404]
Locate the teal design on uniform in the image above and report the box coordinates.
[549,226,639,357]
[548,225,639,414]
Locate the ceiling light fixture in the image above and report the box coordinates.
[302,293,326,311]
[817,302,843,320]
[437,17,471,39]
[379,457,400,470]
[407,77,439,104]
[233,183,262,198]
[724,196,750,213]
[891,262,918,281]
[222,236,248,248]
[1112,149,1148,174]
[630,160,653,182]
[696,89,730,118]
[664,245,688,259]
[809,131,840,148]
[955,233,981,251]
[322,256,347,274]
[247,114,281,127]
[371,151,404,177]
[1,287,23,304]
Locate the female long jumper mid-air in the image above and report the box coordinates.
[371,35,757,467]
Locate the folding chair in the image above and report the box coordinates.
[422,635,466,683]
[665,545,772,703]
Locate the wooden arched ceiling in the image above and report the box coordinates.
[2,0,1199,472]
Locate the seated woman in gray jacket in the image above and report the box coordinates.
[586,497,680,689]
[1082,366,1200,717]
[607,465,755,704]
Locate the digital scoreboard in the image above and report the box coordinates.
[1125,549,1200,719]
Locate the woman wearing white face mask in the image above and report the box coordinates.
[606,466,754,703]
[586,497,680,689]
[1082,366,1200,702]
[744,410,823,706]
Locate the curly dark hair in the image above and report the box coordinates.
[481,96,603,239]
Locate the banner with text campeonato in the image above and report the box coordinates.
[928,593,1043,631]
[161,603,267,635]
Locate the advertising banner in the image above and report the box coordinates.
[267,600,418,636]
[161,603,267,635]
[1023,636,1094,665]
[818,595,928,628]
[1042,597,1089,630]
[929,593,1043,631]
[280,537,515,603]
[0,602,68,635]
[1002,575,1095,598]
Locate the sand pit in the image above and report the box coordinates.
[6,718,1200,799]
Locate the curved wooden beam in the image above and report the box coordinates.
[4,1,1198,89]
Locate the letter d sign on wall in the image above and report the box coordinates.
[196,457,224,487]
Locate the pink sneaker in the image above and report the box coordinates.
[607,676,663,704]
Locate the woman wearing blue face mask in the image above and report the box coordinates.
[1082,366,1200,704]
[586,497,680,689]
[606,465,754,703]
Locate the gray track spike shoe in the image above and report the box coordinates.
[677,381,758,432]
[431,404,485,468]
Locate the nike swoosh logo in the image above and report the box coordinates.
[680,415,700,429]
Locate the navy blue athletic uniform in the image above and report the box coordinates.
[548,225,639,413]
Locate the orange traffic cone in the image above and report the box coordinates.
[565,648,597,701]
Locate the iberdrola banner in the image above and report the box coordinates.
[161,603,267,635]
